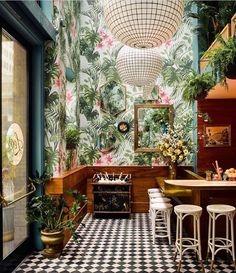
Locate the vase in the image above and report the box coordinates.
[41,229,64,258]
[169,162,177,179]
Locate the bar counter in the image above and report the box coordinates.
[164,179,236,256]
[165,179,236,189]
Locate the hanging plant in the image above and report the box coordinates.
[182,71,216,105]
[205,35,236,86]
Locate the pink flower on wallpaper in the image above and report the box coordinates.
[98,29,109,41]
[106,38,113,47]
[95,158,102,165]
[153,100,161,104]
[164,39,173,47]
[106,154,113,164]
[162,96,172,104]
[54,62,63,90]
[95,100,100,107]
[159,89,167,99]
[66,90,73,103]
[97,42,104,49]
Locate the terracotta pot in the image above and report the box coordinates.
[41,229,64,258]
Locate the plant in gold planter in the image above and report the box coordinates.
[27,180,87,258]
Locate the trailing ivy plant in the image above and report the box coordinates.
[182,70,216,105]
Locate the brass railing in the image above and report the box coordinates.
[0,183,36,207]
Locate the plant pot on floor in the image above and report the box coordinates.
[41,229,64,258]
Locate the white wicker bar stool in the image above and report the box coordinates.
[148,191,168,217]
[174,204,204,272]
[207,204,236,272]
[150,202,173,244]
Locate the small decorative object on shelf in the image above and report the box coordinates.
[205,170,213,181]
[92,172,132,218]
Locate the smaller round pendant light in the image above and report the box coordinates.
[116,46,163,86]
[103,0,184,48]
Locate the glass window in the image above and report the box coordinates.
[1,30,28,259]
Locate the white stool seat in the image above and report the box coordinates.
[151,203,172,210]
[207,204,236,272]
[150,202,173,245]
[149,192,164,198]
[174,204,204,272]
[175,204,202,214]
[148,188,162,194]
[150,197,171,204]
[207,204,235,214]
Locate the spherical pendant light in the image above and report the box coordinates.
[103,0,184,48]
[116,46,163,86]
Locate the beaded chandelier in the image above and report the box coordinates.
[103,0,184,48]
[116,46,163,86]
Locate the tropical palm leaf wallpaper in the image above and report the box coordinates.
[45,0,194,175]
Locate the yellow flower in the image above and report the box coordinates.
[174,149,181,155]
[184,149,188,156]
[163,151,168,157]
[171,155,176,161]
[168,147,174,153]
[164,142,170,148]
[177,140,183,147]
[179,155,183,161]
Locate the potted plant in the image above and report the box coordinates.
[182,71,216,105]
[65,127,80,149]
[27,174,87,258]
[206,35,236,86]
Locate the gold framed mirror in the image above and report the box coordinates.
[134,104,174,152]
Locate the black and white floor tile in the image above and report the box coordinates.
[13,213,235,273]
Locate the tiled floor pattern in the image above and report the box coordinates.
[13,213,235,273]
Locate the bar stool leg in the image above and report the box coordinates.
[230,214,236,270]
[166,209,171,244]
[197,216,205,272]
[193,215,198,260]
[210,212,216,272]
[174,215,179,261]
[178,213,183,272]
[226,214,229,255]
[151,208,156,244]
[206,214,212,260]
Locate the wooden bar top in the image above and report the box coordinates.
[165,179,236,189]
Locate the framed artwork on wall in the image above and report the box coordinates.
[204,125,231,147]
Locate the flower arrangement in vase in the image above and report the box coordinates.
[157,124,194,179]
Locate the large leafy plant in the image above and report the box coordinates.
[27,190,87,240]
[182,71,216,104]
[206,35,236,86]
[27,172,87,239]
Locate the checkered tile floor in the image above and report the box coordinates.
[14,213,235,273]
